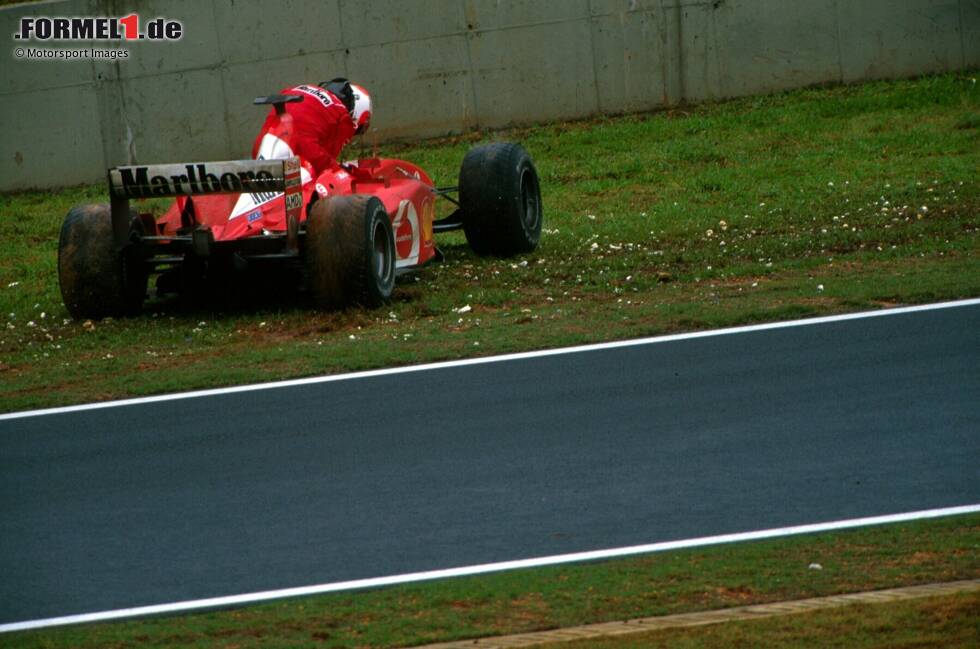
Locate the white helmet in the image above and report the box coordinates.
[351,84,372,134]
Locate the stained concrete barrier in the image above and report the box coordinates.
[1,0,977,190]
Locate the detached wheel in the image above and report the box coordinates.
[459,142,542,256]
[58,204,147,319]
[306,195,395,308]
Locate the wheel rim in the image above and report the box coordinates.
[519,167,541,233]
[372,219,392,282]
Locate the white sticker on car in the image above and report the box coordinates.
[392,200,420,268]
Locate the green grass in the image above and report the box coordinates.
[540,592,980,649]
[6,514,978,648]
[1,72,978,412]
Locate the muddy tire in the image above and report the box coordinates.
[459,142,542,257]
[306,195,395,308]
[58,204,147,319]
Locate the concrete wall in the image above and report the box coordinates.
[1,0,977,190]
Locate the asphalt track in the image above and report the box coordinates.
[1,302,978,626]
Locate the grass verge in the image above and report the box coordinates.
[6,514,979,648]
[1,72,978,413]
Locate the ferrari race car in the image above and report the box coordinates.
[58,93,543,318]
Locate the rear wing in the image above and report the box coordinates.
[107,157,302,250]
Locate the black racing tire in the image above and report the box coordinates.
[459,142,543,257]
[58,204,147,319]
[306,195,395,308]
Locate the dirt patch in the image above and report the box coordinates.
[714,585,758,602]
[919,591,980,626]
[499,592,552,628]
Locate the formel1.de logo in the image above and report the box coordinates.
[14,15,183,41]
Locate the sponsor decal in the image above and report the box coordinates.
[114,163,280,198]
[250,190,279,204]
[247,210,262,223]
[229,190,283,220]
[315,183,329,197]
[285,192,302,210]
[392,200,421,268]
[293,85,335,109]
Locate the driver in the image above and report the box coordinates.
[251,78,372,176]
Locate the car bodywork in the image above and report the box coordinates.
[59,93,542,318]
[118,94,444,274]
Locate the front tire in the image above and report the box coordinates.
[306,195,395,308]
[58,204,147,319]
[459,142,543,257]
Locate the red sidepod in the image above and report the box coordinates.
[313,158,437,269]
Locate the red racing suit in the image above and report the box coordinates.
[251,84,356,176]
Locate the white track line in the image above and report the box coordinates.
[3,298,978,422]
[2,504,977,633]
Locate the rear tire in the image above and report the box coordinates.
[459,142,542,256]
[306,195,395,308]
[58,204,147,319]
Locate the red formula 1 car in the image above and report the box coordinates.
[58,93,542,318]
